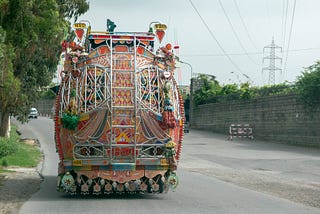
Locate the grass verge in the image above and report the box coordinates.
[0,125,41,170]
[0,168,14,173]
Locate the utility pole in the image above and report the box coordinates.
[179,61,193,127]
[262,38,282,85]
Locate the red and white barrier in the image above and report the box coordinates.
[228,124,253,140]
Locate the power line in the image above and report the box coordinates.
[182,52,263,57]
[188,0,244,73]
[233,0,258,51]
[281,0,285,42]
[283,0,297,74]
[281,0,289,51]
[217,0,258,65]
[265,0,272,36]
[181,47,320,57]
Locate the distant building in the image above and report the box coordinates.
[179,85,190,97]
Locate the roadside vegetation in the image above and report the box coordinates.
[0,125,41,171]
[192,60,320,107]
[0,0,89,137]
[192,74,293,106]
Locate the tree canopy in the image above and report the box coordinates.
[192,74,221,105]
[0,0,89,136]
[295,61,320,106]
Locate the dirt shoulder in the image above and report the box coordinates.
[0,168,42,214]
[0,137,43,214]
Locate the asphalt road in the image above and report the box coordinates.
[18,117,320,214]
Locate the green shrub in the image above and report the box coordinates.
[254,83,293,97]
[0,137,18,158]
[239,82,255,100]
[0,125,19,158]
[192,77,294,105]
[2,159,8,167]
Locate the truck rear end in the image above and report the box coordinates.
[54,21,184,194]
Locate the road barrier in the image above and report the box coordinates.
[228,124,253,140]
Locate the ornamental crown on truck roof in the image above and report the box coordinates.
[73,19,167,45]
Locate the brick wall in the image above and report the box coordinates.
[191,93,320,146]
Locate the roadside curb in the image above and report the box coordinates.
[35,139,45,181]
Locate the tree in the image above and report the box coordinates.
[0,0,89,137]
[57,0,89,21]
[295,61,320,106]
[0,27,24,137]
[193,74,221,106]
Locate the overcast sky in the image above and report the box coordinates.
[77,0,320,86]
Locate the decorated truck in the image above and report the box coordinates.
[54,20,184,194]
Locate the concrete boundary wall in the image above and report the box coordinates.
[191,93,320,147]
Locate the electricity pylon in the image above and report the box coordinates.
[262,38,282,85]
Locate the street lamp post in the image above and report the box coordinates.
[179,61,193,81]
[179,60,193,128]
